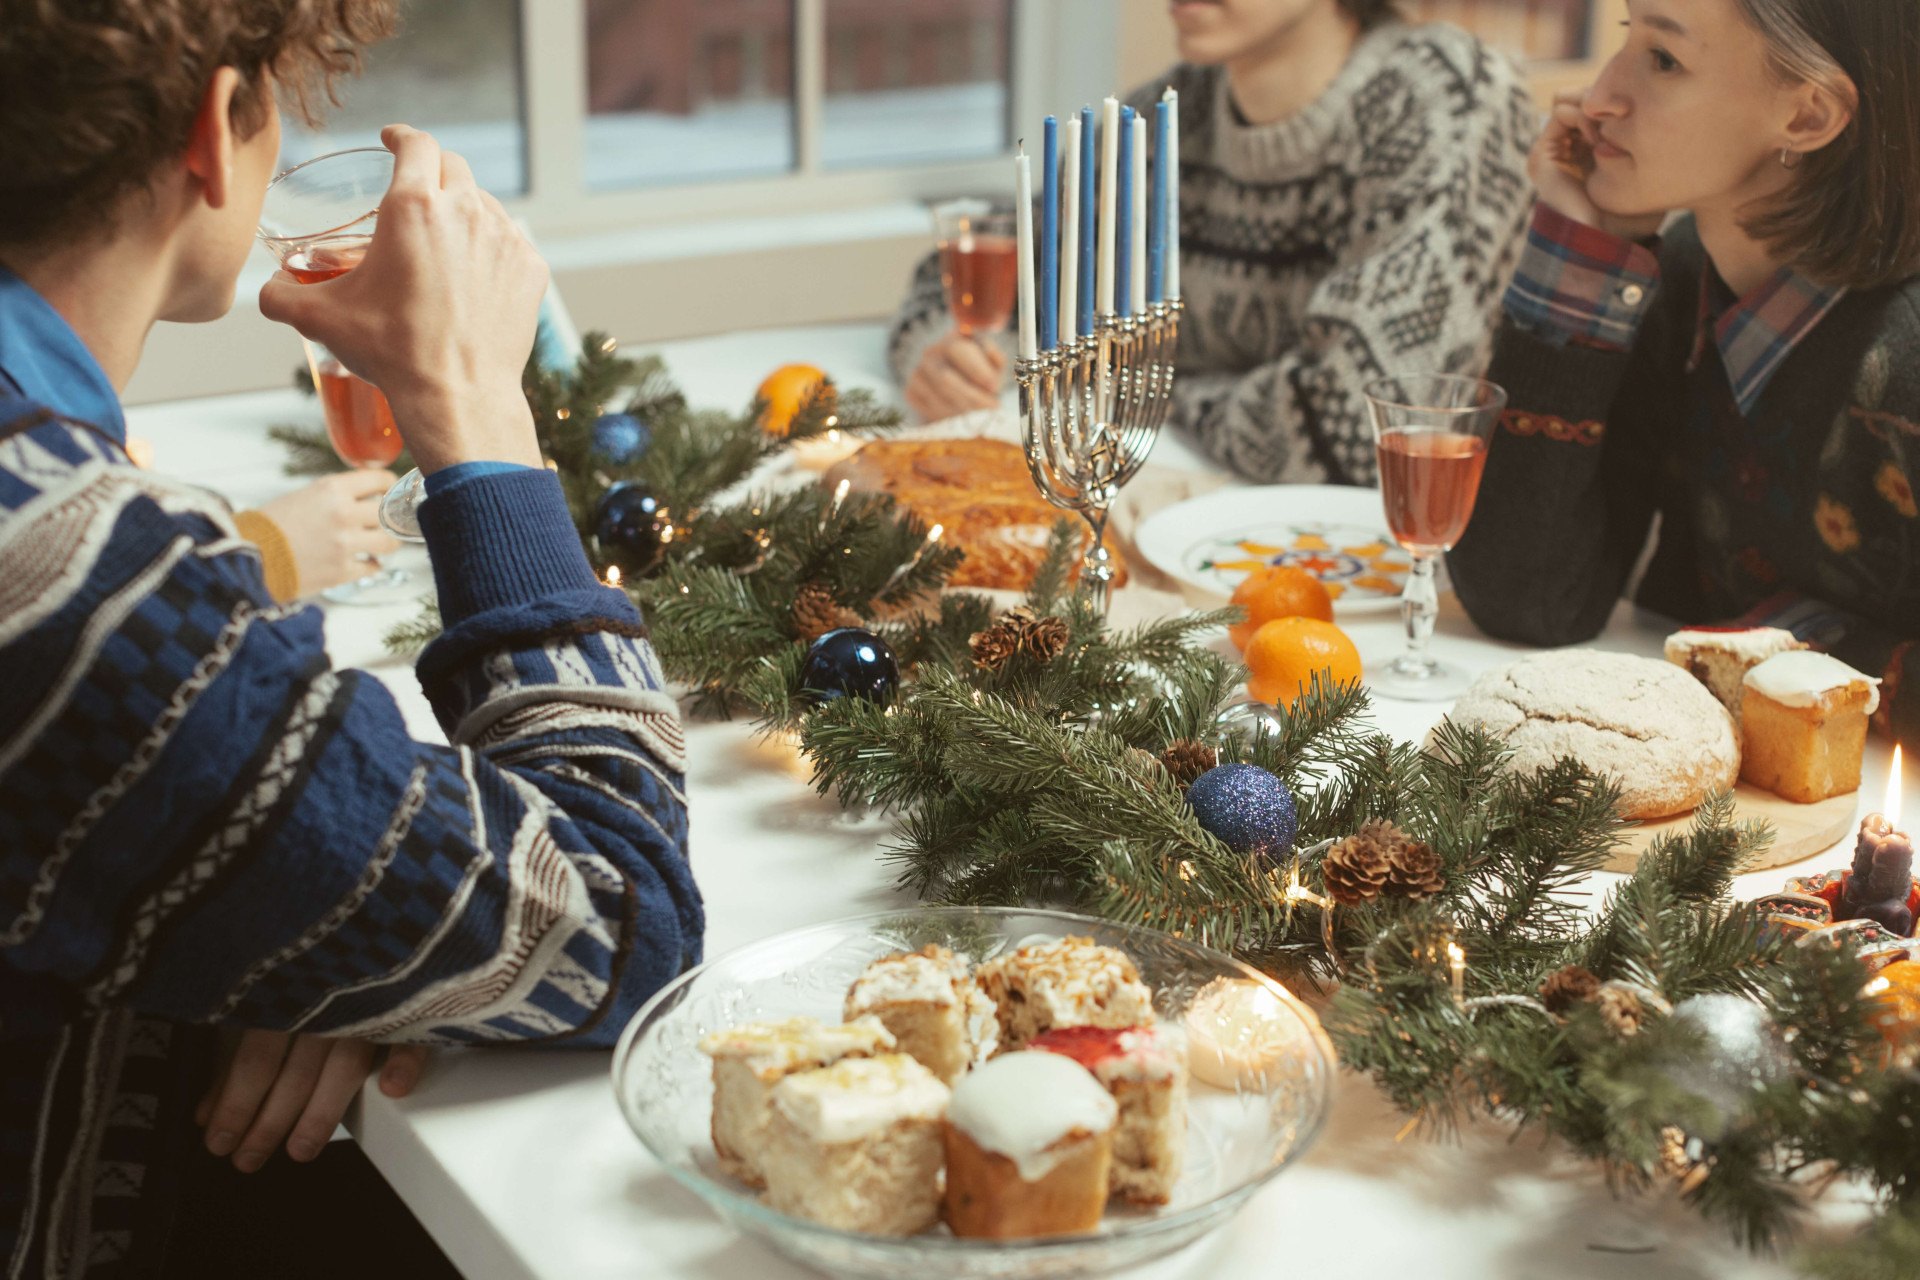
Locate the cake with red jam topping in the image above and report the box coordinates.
[698,1016,895,1187]
[1029,1024,1187,1204]
[974,936,1156,1052]
[943,1050,1118,1238]
[844,944,999,1083]
[1663,625,1804,727]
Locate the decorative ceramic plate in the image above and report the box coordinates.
[1133,485,1407,611]
[611,907,1334,1280]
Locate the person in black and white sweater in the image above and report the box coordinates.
[889,0,1539,486]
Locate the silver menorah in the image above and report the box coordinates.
[1017,299,1181,613]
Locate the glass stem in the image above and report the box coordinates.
[1400,552,1439,670]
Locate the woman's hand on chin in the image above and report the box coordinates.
[1531,93,1666,241]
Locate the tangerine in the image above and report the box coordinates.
[1228,564,1335,651]
[1244,616,1363,710]
[757,363,831,437]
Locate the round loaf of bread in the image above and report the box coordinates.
[1442,650,1739,820]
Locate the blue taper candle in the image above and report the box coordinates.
[1078,106,1096,335]
[1115,105,1133,318]
[1040,116,1058,351]
[1148,101,1168,303]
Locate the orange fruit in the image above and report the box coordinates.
[757,363,831,437]
[1869,960,1920,1053]
[1227,564,1335,651]
[1244,616,1362,710]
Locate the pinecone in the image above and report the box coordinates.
[1383,835,1444,900]
[791,582,861,644]
[1596,984,1645,1037]
[1657,1125,1691,1179]
[1538,964,1602,1014]
[1159,739,1218,788]
[1322,820,1396,905]
[970,606,1070,670]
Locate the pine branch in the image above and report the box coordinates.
[268,424,349,476]
[382,600,442,656]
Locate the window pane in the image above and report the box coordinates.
[278,0,526,197]
[586,0,797,192]
[820,0,1010,171]
[1400,0,1591,63]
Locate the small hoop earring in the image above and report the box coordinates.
[1780,147,1801,170]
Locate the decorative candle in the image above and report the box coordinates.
[1060,113,1081,345]
[1015,145,1038,360]
[1163,86,1180,301]
[1130,111,1147,315]
[1078,106,1097,336]
[1114,106,1133,320]
[1148,100,1168,305]
[1447,942,1466,1006]
[1040,116,1059,352]
[1841,746,1913,935]
[1097,98,1118,317]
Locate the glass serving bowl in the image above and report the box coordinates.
[610,907,1335,1280]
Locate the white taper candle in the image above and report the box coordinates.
[1130,112,1147,315]
[1060,115,1081,344]
[1015,145,1038,360]
[1097,96,1118,316]
[1163,86,1180,300]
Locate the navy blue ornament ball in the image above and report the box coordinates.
[799,628,899,704]
[590,412,650,463]
[593,482,670,575]
[1185,762,1297,863]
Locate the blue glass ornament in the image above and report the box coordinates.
[590,412,650,463]
[799,628,899,704]
[593,482,670,575]
[1185,762,1297,863]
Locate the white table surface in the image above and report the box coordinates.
[126,321,1907,1280]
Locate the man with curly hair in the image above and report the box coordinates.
[0,4,701,1273]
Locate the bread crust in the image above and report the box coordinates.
[1442,650,1739,820]
[942,1123,1111,1238]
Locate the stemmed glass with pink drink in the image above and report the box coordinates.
[1363,374,1506,701]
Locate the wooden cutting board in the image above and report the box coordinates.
[1604,781,1859,873]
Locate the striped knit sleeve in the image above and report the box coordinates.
[0,418,699,1047]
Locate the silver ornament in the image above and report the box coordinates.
[1214,700,1283,741]
[1661,994,1791,1136]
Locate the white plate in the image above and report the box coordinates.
[1134,484,1408,611]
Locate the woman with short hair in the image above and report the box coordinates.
[1449,0,1919,748]
[890,0,1539,486]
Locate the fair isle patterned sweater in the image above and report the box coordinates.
[0,392,700,1273]
[889,22,1539,485]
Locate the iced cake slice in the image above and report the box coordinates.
[974,936,1155,1052]
[761,1054,950,1236]
[698,1016,894,1187]
[1664,626,1805,726]
[844,944,999,1083]
[943,1051,1118,1239]
[1740,651,1882,803]
[1030,1024,1187,1204]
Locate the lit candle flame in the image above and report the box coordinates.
[831,478,850,512]
[1888,745,1903,832]
[605,565,622,588]
[927,523,944,543]
[1864,975,1892,998]
[1177,859,1195,882]
[1446,942,1464,965]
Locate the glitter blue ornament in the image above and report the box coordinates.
[590,412,650,463]
[593,482,670,575]
[799,628,899,704]
[1185,762,1297,863]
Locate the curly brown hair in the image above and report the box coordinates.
[0,0,397,248]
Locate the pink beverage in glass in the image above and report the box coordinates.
[286,238,403,470]
[1376,430,1490,555]
[940,235,1019,336]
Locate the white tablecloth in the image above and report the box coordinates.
[127,321,1904,1280]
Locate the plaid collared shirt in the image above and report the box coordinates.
[1503,203,1845,417]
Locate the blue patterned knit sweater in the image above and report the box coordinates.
[0,323,701,1268]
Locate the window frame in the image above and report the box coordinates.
[510,0,1121,238]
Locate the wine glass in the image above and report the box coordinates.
[931,199,1018,338]
[1363,374,1506,701]
[258,148,418,601]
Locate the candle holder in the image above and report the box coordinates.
[1017,299,1181,614]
